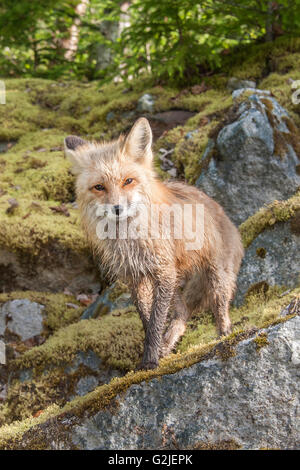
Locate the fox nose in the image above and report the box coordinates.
[112,205,123,216]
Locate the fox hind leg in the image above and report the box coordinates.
[160,290,190,357]
[212,292,232,336]
[209,268,234,337]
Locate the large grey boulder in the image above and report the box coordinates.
[7,315,299,450]
[70,316,300,450]
[196,89,300,224]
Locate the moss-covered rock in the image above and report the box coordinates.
[1,286,299,432]
[155,36,300,184]
[235,191,300,304]
[196,89,300,225]
[81,280,131,319]
[0,294,144,426]
[154,90,233,183]
[0,310,298,450]
[0,291,84,335]
[240,190,300,249]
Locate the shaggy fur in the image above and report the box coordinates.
[65,118,244,370]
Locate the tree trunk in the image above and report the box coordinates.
[63,0,89,61]
[265,1,274,42]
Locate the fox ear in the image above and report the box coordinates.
[123,118,152,164]
[64,135,88,173]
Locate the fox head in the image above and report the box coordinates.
[64,118,155,220]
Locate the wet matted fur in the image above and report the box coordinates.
[64,118,244,370]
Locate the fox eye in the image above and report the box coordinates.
[94,184,105,191]
[124,178,133,186]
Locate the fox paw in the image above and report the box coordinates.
[218,326,232,337]
[159,344,173,359]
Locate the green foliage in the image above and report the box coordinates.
[1,1,300,83]
[101,0,300,84]
[0,0,76,78]
[0,0,118,79]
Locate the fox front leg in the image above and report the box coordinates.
[140,270,177,370]
[131,276,154,332]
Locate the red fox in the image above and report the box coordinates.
[65,118,244,370]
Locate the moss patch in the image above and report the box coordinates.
[253,332,269,352]
[290,210,300,236]
[246,281,270,299]
[259,95,300,159]
[107,280,130,303]
[239,190,300,249]
[0,368,75,426]
[154,90,232,183]
[0,404,61,449]
[256,247,267,258]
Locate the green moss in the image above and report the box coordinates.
[0,199,87,258]
[256,247,267,258]
[246,281,269,299]
[259,72,300,128]
[0,404,61,449]
[253,332,269,352]
[107,280,130,303]
[154,90,232,183]
[227,36,300,81]
[0,127,87,258]
[255,96,300,160]
[269,112,300,160]
[0,301,142,427]
[0,369,72,426]
[215,341,237,361]
[239,190,300,249]
[282,116,300,158]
